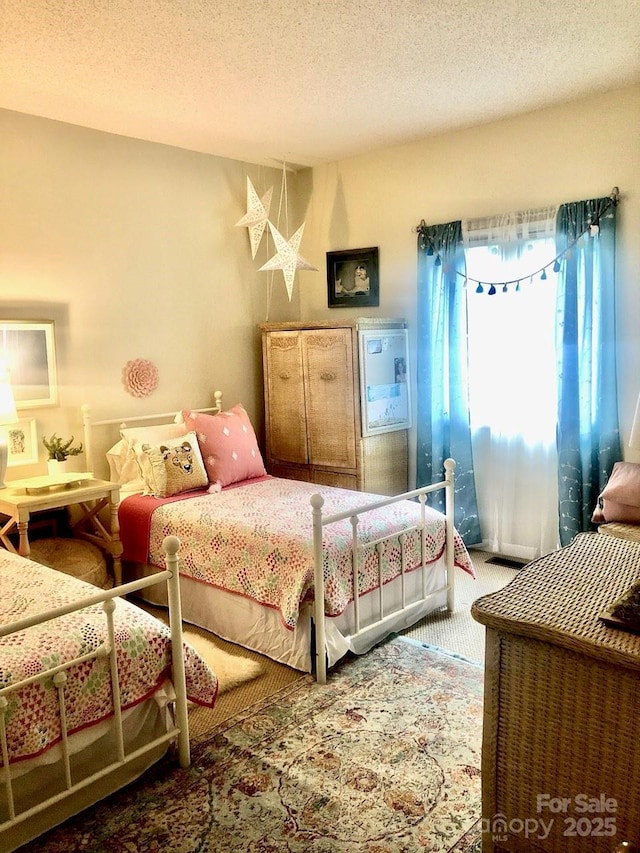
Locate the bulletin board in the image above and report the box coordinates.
[358,329,411,437]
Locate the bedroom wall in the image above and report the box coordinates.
[0,109,305,479]
[300,84,640,477]
[2,85,638,485]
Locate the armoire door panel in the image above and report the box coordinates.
[265,332,308,464]
[311,469,358,490]
[269,463,313,483]
[302,329,357,469]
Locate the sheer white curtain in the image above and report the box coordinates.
[463,207,560,560]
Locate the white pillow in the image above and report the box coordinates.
[106,421,189,490]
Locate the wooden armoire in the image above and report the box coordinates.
[259,318,409,495]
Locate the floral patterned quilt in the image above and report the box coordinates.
[0,549,218,766]
[128,477,474,632]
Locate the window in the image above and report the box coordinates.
[466,240,558,445]
[464,238,560,559]
[417,194,619,555]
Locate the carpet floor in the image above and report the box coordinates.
[23,637,485,852]
[400,548,518,663]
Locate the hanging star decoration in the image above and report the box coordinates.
[235,177,273,259]
[258,221,317,301]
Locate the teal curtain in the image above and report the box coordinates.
[416,221,481,545]
[556,197,620,546]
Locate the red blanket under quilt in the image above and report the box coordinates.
[120,488,208,564]
[119,475,272,564]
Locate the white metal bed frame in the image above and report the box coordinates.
[81,391,224,475]
[311,458,456,683]
[81,396,457,685]
[0,535,190,850]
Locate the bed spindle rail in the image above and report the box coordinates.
[376,542,385,619]
[350,516,361,635]
[81,394,223,476]
[0,535,190,834]
[312,459,456,685]
[0,698,14,822]
[53,670,72,788]
[444,458,455,612]
[398,532,407,610]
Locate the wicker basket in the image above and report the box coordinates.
[598,521,640,543]
[29,537,112,589]
[472,532,640,852]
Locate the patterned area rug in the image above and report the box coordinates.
[28,637,484,852]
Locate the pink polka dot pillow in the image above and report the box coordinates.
[182,404,267,487]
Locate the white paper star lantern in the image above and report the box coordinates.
[235,177,273,259]
[258,221,318,300]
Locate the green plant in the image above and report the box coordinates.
[42,433,83,461]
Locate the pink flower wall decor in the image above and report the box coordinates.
[123,358,159,397]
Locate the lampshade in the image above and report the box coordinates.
[0,378,18,489]
[630,393,640,451]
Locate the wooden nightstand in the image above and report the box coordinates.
[0,475,123,585]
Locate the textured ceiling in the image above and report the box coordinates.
[2,0,639,168]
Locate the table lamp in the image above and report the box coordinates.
[630,392,640,451]
[0,375,18,488]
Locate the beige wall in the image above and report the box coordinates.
[301,84,640,473]
[0,109,302,479]
[2,85,638,483]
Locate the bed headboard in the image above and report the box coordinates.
[81,390,223,480]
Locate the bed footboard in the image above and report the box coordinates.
[312,458,457,684]
[0,535,189,846]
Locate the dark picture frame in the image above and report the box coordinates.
[327,247,379,308]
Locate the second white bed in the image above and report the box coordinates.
[119,472,473,676]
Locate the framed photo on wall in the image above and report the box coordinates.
[0,321,58,408]
[6,418,38,466]
[327,247,379,308]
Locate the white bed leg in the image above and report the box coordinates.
[311,494,327,685]
[444,458,456,613]
[164,535,190,768]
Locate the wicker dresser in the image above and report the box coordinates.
[471,532,640,852]
[260,319,408,495]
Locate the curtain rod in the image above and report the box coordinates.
[413,186,621,234]
[414,187,621,293]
